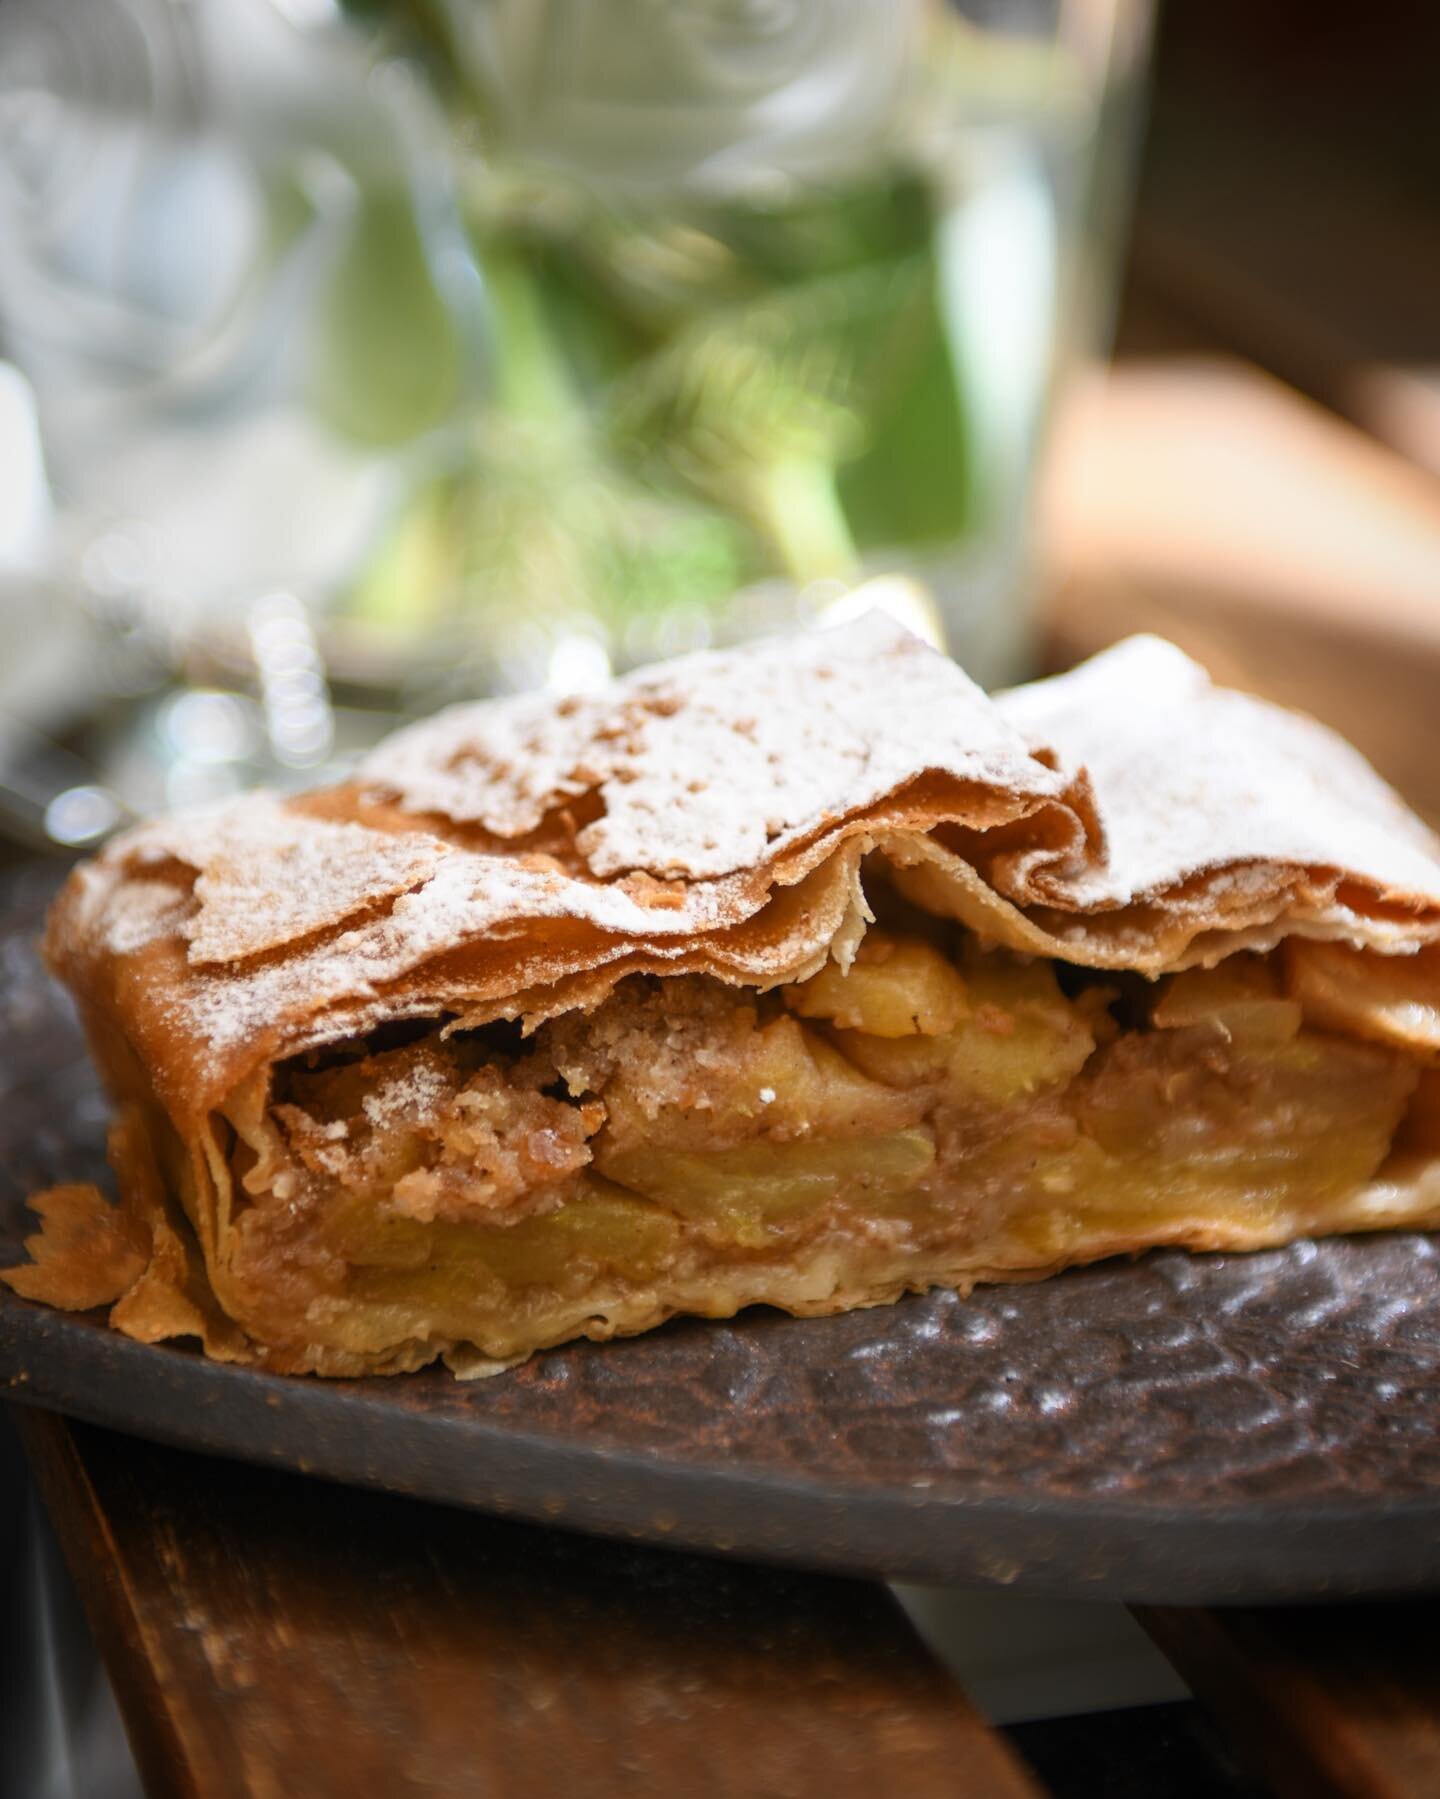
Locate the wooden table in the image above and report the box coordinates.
[17,1411,1043,1799]
[14,12,1440,1793]
[14,377,1440,1791]
[16,1407,1440,1799]
[18,389,1440,1799]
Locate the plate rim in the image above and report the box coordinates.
[5,1288,1440,1604]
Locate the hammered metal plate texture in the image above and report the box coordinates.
[3,868,1439,1601]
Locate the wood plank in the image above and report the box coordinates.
[1041,354,1440,824]
[1130,166,1440,485]
[1137,1605,1440,1799]
[1130,3,1440,479]
[17,1410,1043,1799]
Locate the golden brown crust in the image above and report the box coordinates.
[42,621,1440,1145]
[0,1183,145,1313]
[13,619,1440,1377]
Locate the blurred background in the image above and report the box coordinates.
[0,0,1151,848]
[1,2,1438,1794]
[1,1,1434,865]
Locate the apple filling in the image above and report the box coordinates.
[217,923,1433,1364]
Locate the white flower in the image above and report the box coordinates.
[438,0,927,195]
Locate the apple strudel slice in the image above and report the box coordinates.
[8,618,1440,1377]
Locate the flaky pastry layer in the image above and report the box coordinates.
[8,620,1440,1375]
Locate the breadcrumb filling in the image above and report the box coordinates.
[216,916,1436,1363]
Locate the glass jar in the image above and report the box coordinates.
[0,0,1151,825]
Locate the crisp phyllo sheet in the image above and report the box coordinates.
[8,619,1440,1376]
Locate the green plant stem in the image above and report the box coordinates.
[481,242,583,428]
[749,455,861,584]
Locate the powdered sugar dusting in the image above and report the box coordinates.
[998,637,1440,904]
[361,613,1064,879]
[362,1058,450,1128]
[188,807,446,966]
[99,876,194,957]
[49,621,1440,1107]
[166,843,840,1059]
[111,795,449,967]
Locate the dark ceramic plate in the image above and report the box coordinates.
[3,870,1439,1603]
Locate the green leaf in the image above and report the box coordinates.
[309,189,462,447]
[837,287,973,550]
